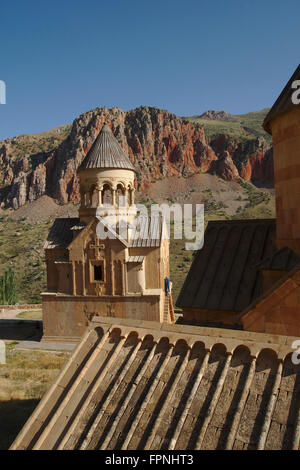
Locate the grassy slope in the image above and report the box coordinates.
[16,310,43,320]
[0,344,70,449]
[0,215,51,303]
[0,125,71,161]
[183,108,272,143]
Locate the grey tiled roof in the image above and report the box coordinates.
[44,218,80,249]
[70,222,87,231]
[126,255,145,263]
[263,64,300,134]
[79,124,136,172]
[129,215,163,247]
[176,218,276,312]
[45,215,163,250]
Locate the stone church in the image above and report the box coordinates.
[42,123,173,342]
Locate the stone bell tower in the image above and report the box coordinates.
[77,122,136,224]
[263,64,300,255]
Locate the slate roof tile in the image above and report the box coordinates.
[176,219,277,312]
[79,123,136,172]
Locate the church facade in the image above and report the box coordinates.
[42,124,173,342]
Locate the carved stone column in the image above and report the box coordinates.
[121,261,126,295]
[112,189,116,206]
[82,261,86,295]
[110,260,115,295]
[72,261,76,295]
[130,188,135,205]
[97,186,102,206]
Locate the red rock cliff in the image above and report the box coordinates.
[0,106,273,209]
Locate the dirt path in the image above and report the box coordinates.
[0,309,40,320]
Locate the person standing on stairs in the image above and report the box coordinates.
[164,276,170,295]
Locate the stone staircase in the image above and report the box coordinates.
[11,317,300,450]
[163,293,175,323]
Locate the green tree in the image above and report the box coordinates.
[0,267,17,305]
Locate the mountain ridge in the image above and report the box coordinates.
[0,105,273,211]
[183,108,271,142]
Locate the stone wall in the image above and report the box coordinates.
[0,304,42,310]
[241,267,300,336]
[41,293,162,342]
[271,105,300,254]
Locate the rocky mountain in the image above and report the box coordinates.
[210,134,273,182]
[0,106,273,210]
[196,110,231,120]
[184,108,272,143]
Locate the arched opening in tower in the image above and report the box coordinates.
[102,183,112,205]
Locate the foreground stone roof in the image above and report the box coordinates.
[11,317,300,450]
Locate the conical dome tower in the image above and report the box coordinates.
[78,123,136,223]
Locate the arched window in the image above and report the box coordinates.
[116,183,126,207]
[90,185,98,208]
[102,183,112,205]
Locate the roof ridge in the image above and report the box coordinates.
[207,218,276,225]
[263,64,300,134]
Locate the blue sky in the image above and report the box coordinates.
[0,0,299,139]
